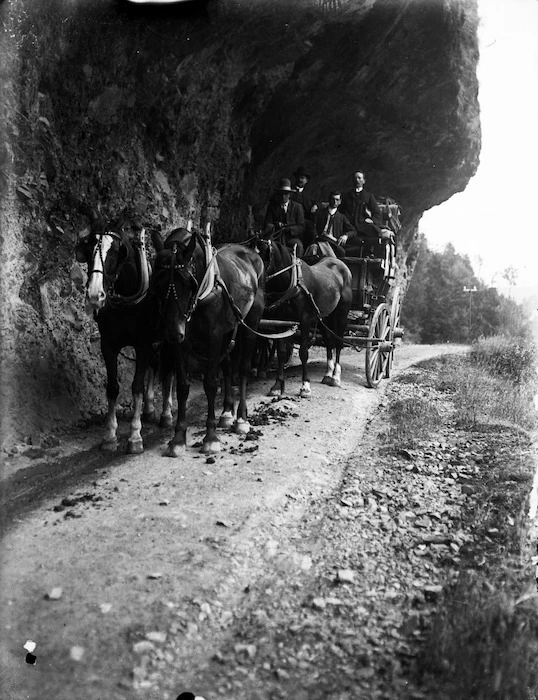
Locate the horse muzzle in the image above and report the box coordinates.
[164,321,187,344]
[85,291,106,314]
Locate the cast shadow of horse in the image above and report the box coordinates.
[256,239,352,397]
[151,226,265,456]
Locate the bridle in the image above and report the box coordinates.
[86,230,124,295]
[159,242,200,323]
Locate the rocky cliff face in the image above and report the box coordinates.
[0,0,480,447]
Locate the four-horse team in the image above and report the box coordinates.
[75,168,402,456]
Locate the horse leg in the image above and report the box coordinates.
[218,355,235,429]
[234,327,257,435]
[127,348,151,454]
[101,344,120,451]
[299,323,312,398]
[330,346,343,387]
[328,301,350,388]
[142,351,158,422]
[159,342,175,428]
[322,347,335,385]
[166,349,189,458]
[201,348,221,454]
[268,339,286,396]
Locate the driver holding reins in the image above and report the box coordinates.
[263,177,306,257]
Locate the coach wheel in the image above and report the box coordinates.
[384,287,402,378]
[365,303,391,388]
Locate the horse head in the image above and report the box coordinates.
[76,208,141,312]
[151,228,201,343]
[255,238,295,295]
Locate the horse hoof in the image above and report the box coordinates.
[165,443,184,458]
[233,419,250,435]
[268,387,282,397]
[299,388,312,398]
[218,414,234,429]
[200,440,221,454]
[159,415,174,429]
[101,440,118,452]
[142,411,156,423]
[330,377,341,388]
[321,375,332,385]
[127,440,144,455]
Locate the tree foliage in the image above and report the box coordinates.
[401,236,530,343]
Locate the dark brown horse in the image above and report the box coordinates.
[257,239,352,397]
[151,227,265,456]
[75,209,160,453]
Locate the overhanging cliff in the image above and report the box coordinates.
[0,0,480,446]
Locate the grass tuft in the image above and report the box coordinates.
[470,335,536,384]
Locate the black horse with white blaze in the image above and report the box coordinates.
[75,208,160,453]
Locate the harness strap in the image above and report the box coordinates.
[265,246,302,313]
[196,232,218,302]
[108,229,151,306]
[216,277,298,340]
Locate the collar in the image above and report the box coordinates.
[355,187,363,194]
[328,207,338,215]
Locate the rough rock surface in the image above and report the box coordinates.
[0,0,480,445]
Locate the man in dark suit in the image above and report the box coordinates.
[313,191,356,258]
[263,177,306,257]
[340,170,384,243]
[291,166,317,247]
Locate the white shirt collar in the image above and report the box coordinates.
[328,207,338,215]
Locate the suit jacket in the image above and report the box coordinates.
[291,187,316,221]
[263,199,305,239]
[340,189,382,234]
[314,208,356,240]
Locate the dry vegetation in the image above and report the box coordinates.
[391,338,538,700]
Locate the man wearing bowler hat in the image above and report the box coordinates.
[263,177,306,257]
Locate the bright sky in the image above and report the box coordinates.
[420,0,538,292]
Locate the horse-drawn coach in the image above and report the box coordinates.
[255,194,404,389]
[74,193,403,455]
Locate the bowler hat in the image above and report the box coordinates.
[293,166,311,180]
[277,178,293,192]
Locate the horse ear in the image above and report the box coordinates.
[184,231,197,259]
[150,229,164,253]
[115,207,130,232]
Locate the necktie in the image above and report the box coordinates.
[324,213,333,236]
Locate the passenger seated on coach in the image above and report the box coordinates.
[263,177,306,258]
[309,190,356,258]
[339,169,393,257]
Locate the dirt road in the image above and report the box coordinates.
[0,344,467,700]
